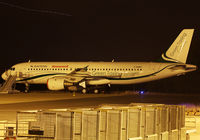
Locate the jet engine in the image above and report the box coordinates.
[47,77,76,91]
[47,77,65,90]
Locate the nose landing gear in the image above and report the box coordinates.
[25,83,29,93]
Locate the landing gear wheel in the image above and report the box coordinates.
[82,89,87,94]
[94,89,99,94]
[25,83,29,93]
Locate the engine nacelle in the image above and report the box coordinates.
[47,78,65,90]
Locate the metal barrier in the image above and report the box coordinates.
[56,112,73,140]
[16,104,185,140]
[0,121,16,139]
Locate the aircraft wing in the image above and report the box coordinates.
[61,66,116,86]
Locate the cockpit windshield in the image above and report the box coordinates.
[10,67,15,71]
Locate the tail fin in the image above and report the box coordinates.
[161,29,194,63]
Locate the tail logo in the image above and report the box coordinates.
[170,33,187,57]
[160,29,194,63]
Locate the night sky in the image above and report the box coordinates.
[0,0,200,93]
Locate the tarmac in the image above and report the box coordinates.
[0,91,198,120]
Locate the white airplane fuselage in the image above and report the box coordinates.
[2,62,196,85]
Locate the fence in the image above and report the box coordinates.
[15,104,185,140]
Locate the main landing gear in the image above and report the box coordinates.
[81,88,100,94]
[81,89,87,94]
[80,84,110,94]
[93,89,99,94]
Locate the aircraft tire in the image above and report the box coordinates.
[94,89,99,94]
[82,89,87,94]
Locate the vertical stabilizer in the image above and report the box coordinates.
[161,29,194,63]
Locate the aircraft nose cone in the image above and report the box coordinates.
[1,72,7,80]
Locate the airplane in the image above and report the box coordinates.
[1,29,197,93]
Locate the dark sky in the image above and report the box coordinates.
[0,0,200,92]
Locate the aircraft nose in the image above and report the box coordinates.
[1,72,8,80]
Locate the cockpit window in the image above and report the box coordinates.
[10,68,15,71]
